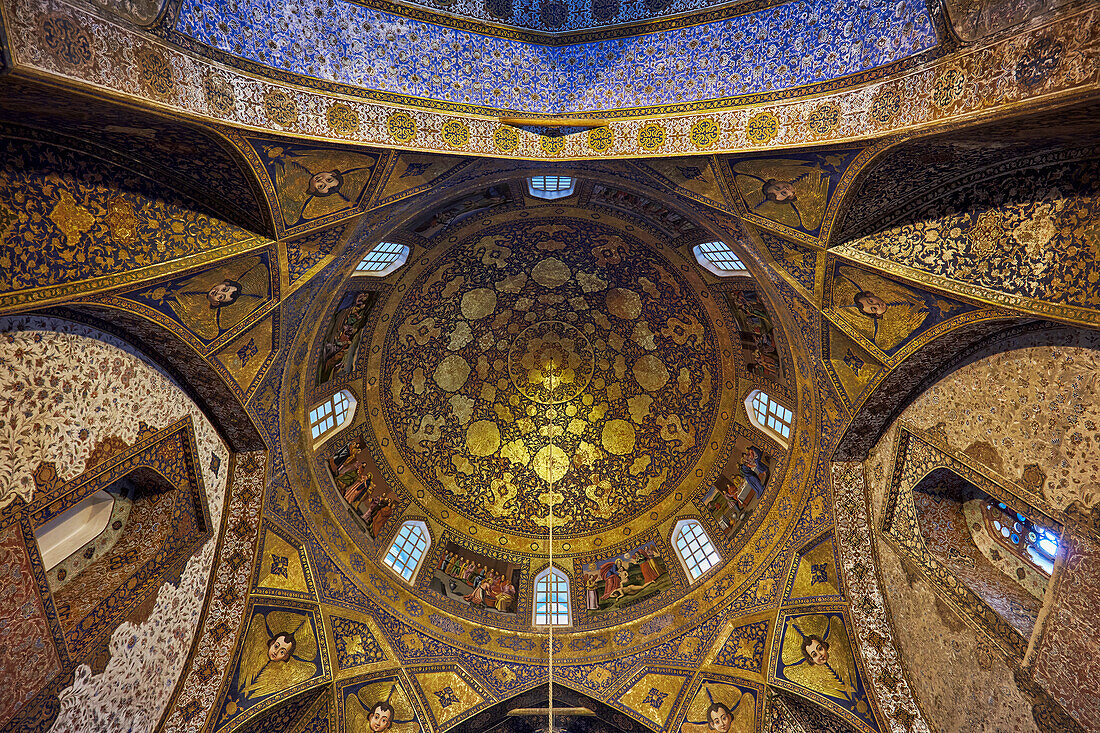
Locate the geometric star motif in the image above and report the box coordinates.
[642,688,668,710]
[435,686,460,709]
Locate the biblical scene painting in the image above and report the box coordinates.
[679,681,756,733]
[775,612,878,732]
[132,252,272,344]
[430,540,520,615]
[731,150,860,237]
[726,289,783,382]
[700,435,771,541]
[578,539,672,615]
[827,263,973,358]
[316,290,377,386]
[253,142,378,231]
[328,436,398,539]
[217,604,324,729]
[340,676,421,733]
[412,185,512,239]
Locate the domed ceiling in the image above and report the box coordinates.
[284,175,813,652]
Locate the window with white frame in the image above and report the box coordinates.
[383,521,430,582]
[693,241,747,276]
[746,389,792,444]
[308,389,356,442]
[528,176,576,200]
[354,242,410,277]
[532,567,571,626]
[673,519,721,581]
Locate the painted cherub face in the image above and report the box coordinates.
[856,293,888,316]
[368,707,393,732]
[268,635,293,662]
[207,281,240,307]
[805,637,829,665]
[708,707,732,733]
[765,180,796,202]
[310,171,341,195]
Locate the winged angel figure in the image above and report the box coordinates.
[779,614,870,717]
[231,609,319,709]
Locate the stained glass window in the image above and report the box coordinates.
[309,390,355,441]
[528,176,576,200]
[747,389,792,441]
[533,567,571,625]
[673,519,721,581]
[693,241,747,274]
[984,502,1058,575]
[355,242,409,275]
[384,521,430,582]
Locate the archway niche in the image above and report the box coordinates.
[910,467,1055,639]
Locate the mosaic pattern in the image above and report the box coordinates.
[174,0,937,113]
[714,619,768,673]
[378,215,722,537]
[331,616,387,669]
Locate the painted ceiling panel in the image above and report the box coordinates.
[173,0,937,114]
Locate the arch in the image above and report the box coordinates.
[308,389,356,444]
[527,175,576,200]
[745,389,792,446]
[353,241,410,277]
[532,566,571,626]
[672,519,721,581]
[383,520,431,582]
[693,240,748,277]
[44,305,264,451]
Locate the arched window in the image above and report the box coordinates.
[383,521,430,582]
[355,241,410,277]
[984,502,1059,575]
[693,241,747,276]
[746,389,792,444]
[672,519,721,581]
[532,566,571,626]
[528,176,576,200]
[309,389,356,443]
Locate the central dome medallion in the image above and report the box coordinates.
[377,215,723,538]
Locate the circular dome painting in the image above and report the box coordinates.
[376,215,725,538]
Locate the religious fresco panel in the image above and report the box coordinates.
[410,185,514,239]
[430,539,521,615]
[698,434,773,543]
[725,288,784,384]
[316,290,378,388]
[577,538,673,617]
[325,435,403,541]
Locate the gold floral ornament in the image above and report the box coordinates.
[494,125,519,152]
[869,89,901,124]
[264,89,299,127]
[745,112,779,144]
[39,13,93,70]
[967,210,1003,257]
[588,126,613,153]
[637,123,666,152]
[135,46,174,98]
[442,120,470,148]
[541,135,565,155]
[807,103,840,137]
[508,321,594,404]
[105,197,140,246]
[388,112,418,143]
[326,103,359,134]
[932,67,966,109]
[691,118,719,148]
[203,72,236,116]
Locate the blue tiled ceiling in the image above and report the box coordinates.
[177,0,937,114]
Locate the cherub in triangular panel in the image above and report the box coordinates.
[259,143,378,230]
[777,613,874,725]
[344,678,421,733]
[830,264,971,357]
[679,681,755,733]
[135,253,271,343]
[732,151,859,237]
[221,607,322,722]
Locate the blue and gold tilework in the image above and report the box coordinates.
[175,0,937,114]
